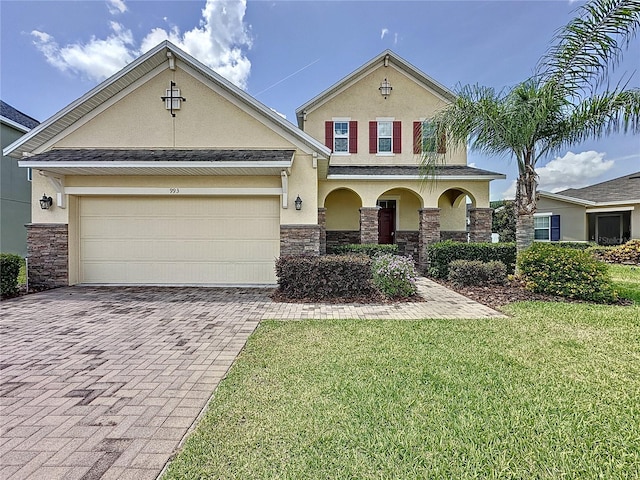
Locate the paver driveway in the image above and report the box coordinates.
[0,281,503,479]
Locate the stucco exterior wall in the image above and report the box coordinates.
[302,64,467,166]
[632,205,640,240]
[53,68,294,150]
[536,197,587,241]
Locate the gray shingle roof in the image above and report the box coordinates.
[0,101,39,130]
[327,165,505,178]
[26,149,295,163]
[556,172,640,203]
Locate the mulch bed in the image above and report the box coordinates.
[433,278,633,310]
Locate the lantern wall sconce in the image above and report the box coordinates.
[379,78,392,99]
[39,194,53,210]
[294,195,303,211]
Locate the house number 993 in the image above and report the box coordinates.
[169,188,180,194]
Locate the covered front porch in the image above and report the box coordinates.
[318,181,494,271]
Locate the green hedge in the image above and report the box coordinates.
[448,260,507,287]
[427,241,516,278]
[1,253,23,298]
[275,255,378,300]
[555,241,597,250]
[333,243,398,257]
[518,243,617,303]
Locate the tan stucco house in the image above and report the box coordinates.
[4,43,504,288]
[537,172,640,245]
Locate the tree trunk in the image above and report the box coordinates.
[514,163,538,254]
[516,213,534,253]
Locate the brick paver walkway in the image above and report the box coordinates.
[0,280,503,479]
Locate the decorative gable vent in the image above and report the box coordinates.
[161,81,186,117]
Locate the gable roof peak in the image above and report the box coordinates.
[295,50,456,127]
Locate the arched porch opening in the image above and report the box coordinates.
[323,188,362,253]
[438,188,476,242]
[377,188,423,262]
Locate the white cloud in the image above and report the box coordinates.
[32,22,137,83]
[501,150,615,199]
[381,28,388,40]
[107,0,127,14]
[31,0,253,89]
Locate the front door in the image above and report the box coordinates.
[377,200,396,244]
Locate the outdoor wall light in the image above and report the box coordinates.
[39,194,53,210]
[379,78,392,99]
[294,195,303,211]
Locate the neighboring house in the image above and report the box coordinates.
[4,43,504,289]
[1,101,39,256]
[537,172,640,245]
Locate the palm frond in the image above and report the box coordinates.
[540,0,640,96]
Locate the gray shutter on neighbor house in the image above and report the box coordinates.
[551,215,561,241]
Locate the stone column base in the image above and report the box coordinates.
[469,208,493,243]
[359,207,380,244]
[26,223,69,290]
[280,225,321,256]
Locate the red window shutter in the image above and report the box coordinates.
[369,121,377,153]
[393,121,402,154]
[413,121,422,154]
[437,132,447,154]
[325,121,333,151]
[349,121,358,153]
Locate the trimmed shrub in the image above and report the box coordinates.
[372,254,418,298]
[517,243,617,303]
[587,245,616,262]
[333,243,398,257]
[448,260,507,287]
[1,253,23,298]
[555,242,596,250]
[275,254,378,300]
[601,239,640,265]
[427,240,516,278]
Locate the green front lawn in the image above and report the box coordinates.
[164,300,640,479]
[610,264,640,303]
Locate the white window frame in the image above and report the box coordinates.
[533,213,551,241]
[332,118,350,155]
[376,117,394,156]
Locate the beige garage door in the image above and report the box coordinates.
[79,196,280,285]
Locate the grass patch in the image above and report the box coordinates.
[18,258,26,286]
[610,264,640,303]
[164,303,640,479]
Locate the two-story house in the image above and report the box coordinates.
[1,101,39,256]
[4,42,503,289]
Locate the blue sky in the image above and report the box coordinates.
[2,0,639,200]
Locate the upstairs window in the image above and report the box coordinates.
[369,120,401,154]
[378,121,392,153]
[325,120,357,153]
[334,122,349,152]
[413,121,446,154]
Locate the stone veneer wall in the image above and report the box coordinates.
[441,231,469,242]
[418,208,441,272]
[280,225,320,256]
[326,231,360,253]
[317,208,327,255]
[468,208,493,243]
[26,223,68,290]
[359,207,380,244]
[395,231,419,263]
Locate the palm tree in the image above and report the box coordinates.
[425,0,640,253]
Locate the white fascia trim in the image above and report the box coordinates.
[0,116,32,133]
[534,212,552,217]
[327,174,505,181]
[64,187,282,196]
[538,191,595,206]
[587,206,635,213]
[19,161,293,169]
[590,200,640,207]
